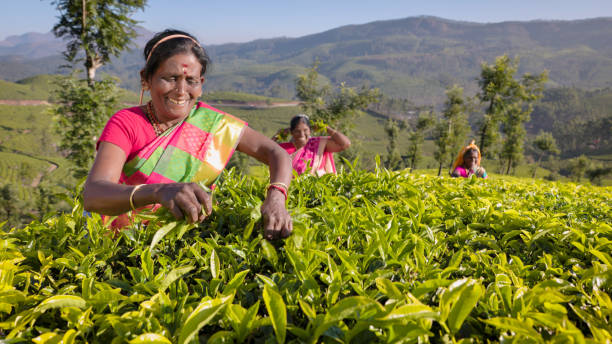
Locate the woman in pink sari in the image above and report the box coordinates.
[275,115,351,176]
[83,30,292,240]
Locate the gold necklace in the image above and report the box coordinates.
[146,101,162,136]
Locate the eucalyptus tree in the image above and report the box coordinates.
[295,61,380,131]
[477,55,547,173]
[499,72,548,174]
[570,155,590,182]
[295,62,380,166]
[50,0,146,179]
[52,0,147,86]
[407,111,434,171]
[383,118,403,170]
[434,85,468,176]
[531,131,560,178]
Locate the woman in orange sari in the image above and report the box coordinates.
[275,115,351,176]
[450,140,488,179]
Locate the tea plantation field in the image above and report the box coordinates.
[1,168,611,343]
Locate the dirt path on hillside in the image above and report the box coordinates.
[31,164,58,187]
[0,100,51,106]
[210,100,301,108]
[0,99,301,108]
[120,100,302,108]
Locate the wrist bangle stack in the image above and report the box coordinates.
[266,182,288,201]
[129,184,145,211]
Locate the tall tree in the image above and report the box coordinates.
[570,155,590,182]
[499,72,548,174]
[476,55,547,172]
[51,75,119,179]
[407,112,434,171]
[433,119,450,177]
[531,131,560,178]
[434,85,468,176]
[0,184,20,228]
[52,0,147,86]
[295,62,380,166]
[444,86,470,169]
[51,0,145,178]
[295,62,380,131]
[477,56,535,157]
[383,118,403,170]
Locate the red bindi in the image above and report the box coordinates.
[182,64,188,75]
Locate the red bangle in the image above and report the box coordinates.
[267,184,287,201]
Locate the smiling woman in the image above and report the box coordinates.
[450,140,488,179]
[83,29,293,240]
[274,114,351,176]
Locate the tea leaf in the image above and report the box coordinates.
[263,284,287,344]
[178,293,234,344]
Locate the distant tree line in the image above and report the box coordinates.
[375,54,611,183]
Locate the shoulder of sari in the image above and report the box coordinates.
[122,101,248,187]
[306,136,324,149]
[279,142,296,153]
[186,101,248,130]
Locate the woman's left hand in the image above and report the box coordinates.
[261,189,292,240]
[476,167,486,178]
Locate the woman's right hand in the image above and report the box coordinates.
[156,182,212,223]
[261,189,292,240]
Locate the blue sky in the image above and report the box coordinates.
[2,0,611,44]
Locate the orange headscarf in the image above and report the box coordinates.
[451,140,482,172]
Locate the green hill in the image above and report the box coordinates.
[0,75,61,100]
[2,17,612,104]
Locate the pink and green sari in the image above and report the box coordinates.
[123,101,246,187]
[280,136,336,176]
[111,102,246,229]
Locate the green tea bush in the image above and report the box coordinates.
[1,166,611,343]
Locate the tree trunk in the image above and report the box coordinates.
[505,157,512,175]
[479,100,496,157]
[531,154,543,178]
[478,121,488,158]
[438,161,443,176]
[85,55,102,87]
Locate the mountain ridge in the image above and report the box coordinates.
[1,16,611,105]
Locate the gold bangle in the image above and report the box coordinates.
[129,184,145,211]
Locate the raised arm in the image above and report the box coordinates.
[324,127,351,153]
[237,126,293,239]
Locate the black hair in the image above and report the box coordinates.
[290,114,310,131]
[142,29,210,81]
